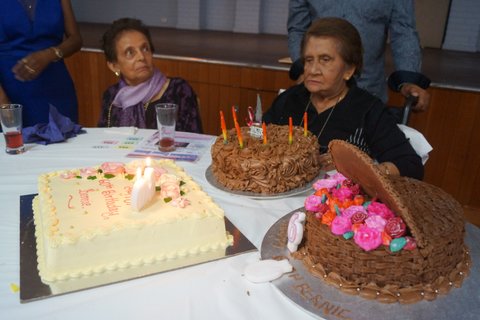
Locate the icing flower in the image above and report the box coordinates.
[321,210,336,226]
[332,187,353,202]
[342,205,367,220]
[305,195,325,212]
[79,167,97,177]
[170,197,190,208]
[350,210,369,224]
[366,201,395,220]
[384,217,407,238]
[330,172,347,184]
[160,181,181,199]
[60,171,77,179]
[354,225,383,251]
[313,179,338,191]
[365,215,387,232]
[101,162,125,175]
[330,215,352,235]
[403,236,417,250]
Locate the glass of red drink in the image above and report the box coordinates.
[155,103,177,152]
[0,104,25,154]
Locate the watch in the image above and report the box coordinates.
[51,47,64,61]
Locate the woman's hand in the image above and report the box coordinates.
[400,83,431,112]
[377,162,400,177]
[12,49,55,82]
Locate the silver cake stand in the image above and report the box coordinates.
[261,209,480,320]
[19,194,257,303]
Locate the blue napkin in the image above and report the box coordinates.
[22,105,85,145]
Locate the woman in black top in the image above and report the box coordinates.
[263,17,423,180]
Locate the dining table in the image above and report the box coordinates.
[1,128,479,320]
[0,127,321,320]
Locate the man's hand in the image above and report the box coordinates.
[400,83,431,112]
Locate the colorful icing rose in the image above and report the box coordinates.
[366,201,395,220]
[313,179,338,191]
[384,217,407,238]
[403,236,417,250]
[349,184,361,196]
[330,215,352,235]
[304,195,324,212]
[332,187,353,202]
[350,210,369,224]
[353,225,383,251]
[342,205,367,219]
[101,162,125,175]
[365,215,387,232]
[321,210,336,226]
[160,181,181,199]
[331,172,348,185]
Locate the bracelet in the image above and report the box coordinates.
[51,47,64,61]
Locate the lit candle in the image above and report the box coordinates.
[231,105,238,124]
[262,122,267,145]
[220,110,228,143]
[303,112,308,136]
[234,120,243,148]
[131,165,156,211]
[288,117,293,144]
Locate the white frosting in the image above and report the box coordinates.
[33,159,233,290]
[287,211,306,253]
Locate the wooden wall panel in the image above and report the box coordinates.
[66,51,480,211]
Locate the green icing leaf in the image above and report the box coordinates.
[125,174,135,180]
[104,173,115,179]
[155,186,161,192]
[164,197,172,203]
[179,181,186,186]
[87,176,97,180]
[180,190,185,196]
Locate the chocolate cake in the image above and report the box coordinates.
[211,124,321,194]
[295,140,471,304]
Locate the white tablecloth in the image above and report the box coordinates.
[0,128,318,320]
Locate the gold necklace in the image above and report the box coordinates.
[303,89,347,139]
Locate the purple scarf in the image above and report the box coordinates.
[112,69,167,109]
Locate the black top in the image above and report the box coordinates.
[263,84,424,180]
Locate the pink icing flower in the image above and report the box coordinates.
[330,172,347,184]
[170,197,190,208]
[101,162,125,175]
[60,171,77,179]
[354,225,383,251]
[365,215,387,232]
[160,181,181,199]
[313,179,338,191]
[330,215,352,235]
[367,201,395,220]
[153,167,168,181]
[304,195,325,212]
[342,205,367,219]
[79,167,97,177]
[384,217,407,238]
[403,236,417,250]
[332,187,353,202]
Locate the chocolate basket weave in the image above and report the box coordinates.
[298,140,471,304]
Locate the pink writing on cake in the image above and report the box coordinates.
[101,189,120,219]
[78,188,96,208]
[123,186,132,205]
[99,179,113,189]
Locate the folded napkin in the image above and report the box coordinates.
[397,124,433,165]
[22,105,85,145]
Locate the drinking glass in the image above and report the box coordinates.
[0,104,25,154]
[155,103,177,152]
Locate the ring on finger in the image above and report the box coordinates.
[25,64,36,74]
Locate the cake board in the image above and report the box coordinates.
[261,209,480,320]
[20,194,257,303]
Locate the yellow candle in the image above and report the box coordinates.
[288,117,293,144]
[220,110,227,142]
[234,121,243,148]
[262,122,267,145]
[303,112,308,136]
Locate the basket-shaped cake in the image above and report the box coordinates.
[298,140,471,304]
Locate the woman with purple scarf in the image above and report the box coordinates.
[98,18,202,133]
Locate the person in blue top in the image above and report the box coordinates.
[287,0,430,112]
[0,0,82,127]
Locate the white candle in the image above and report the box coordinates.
[131,165,156,211]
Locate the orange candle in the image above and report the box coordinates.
[288,117,293,144]
[262,122,267,145]
[231,105,238,124]
[220,110,227,142]
[234,121,243,148]
[303,112,308,136]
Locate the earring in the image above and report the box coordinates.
[114,70,120,77]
